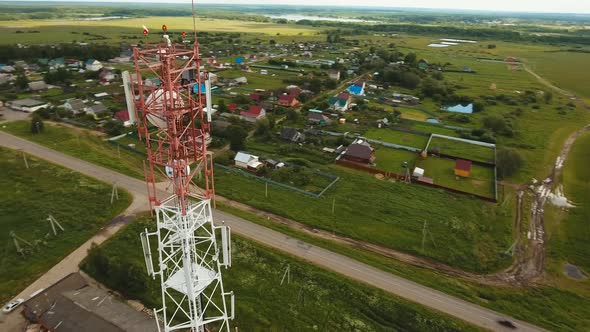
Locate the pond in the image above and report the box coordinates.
[442,103,473,114]
[426,118,440,124]
[265,14,380,23]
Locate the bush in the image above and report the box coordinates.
[497,148,524,179]
[30,114,44,134]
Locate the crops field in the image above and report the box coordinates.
[0,147,131,303]
[81,215,482,332]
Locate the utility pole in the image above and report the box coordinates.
[421,221,427,252]
[331,197,336,215]
[265,181,268,198]
[111,183,119,204]
[46,215,65,236]
[22,151,29,169]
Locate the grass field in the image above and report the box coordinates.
[81,215,482,332]
[428,136,495,164]
[373,146,418,174]
[209,163,512,273]
[415,156,496,198]
[1,121,146,179]
[364,127,429,149]
[0,147,131,303]
[219,69,289,91]
[218,202,590,332]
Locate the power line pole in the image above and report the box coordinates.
[111,183,119,205]
[22,151,29,169]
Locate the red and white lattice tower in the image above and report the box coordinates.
[131,30,233,332]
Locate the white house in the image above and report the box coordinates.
[85,59,103,72]
[234,152,263,171]
[64,99,86,114]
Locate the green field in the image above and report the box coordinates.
[415,156,496,198]
[209,163,512,273]
[373,146,418,174]
[1,121,146,179]
[0,147,131,303]
[428,136,495,164]
[81,215,482,332]
[364,127,430,149]
[218,69,289,91]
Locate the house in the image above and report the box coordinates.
[232,77,248,84]
[22,273,157,332]
[413,167,425,177]
[85,103,109,119]
[347,81,365,96]
[328,70,340,81]
[86,59,103,72]
[308,111,332,126]
[281,127,305,143]
[227,103,238,113]
[114,110,134,127]
[376,118,389,128]
[28,80,47,92]
[418,59,429,70]
[94,92,109,99]
[10,98,49,113]
[277,95,299,108]
[263,158,284,169]
[49,57,66,70]
[99,68,118,85]
[0,65,15,73]
[249,93,262,103]
[64,99,86,113]
[240,105,266,122]
[328,93,351,112]
[234,152,263,171]
[342,139,375,164]
[454,159,472,177]
[392,92,420,105]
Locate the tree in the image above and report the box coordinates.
[16,73,29,90]
[473,101,485,113]
[30,114,44,134]
[400,72,421,90]
[286,109,299,122]
[404,52,417,65]
[544,91,553,104]
[254,118,270,137]
[218,99,227,113]
[496,148,524,179]
[227,125,247,151]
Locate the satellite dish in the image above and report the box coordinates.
[144,89,185,129]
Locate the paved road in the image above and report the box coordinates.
[0,131,549,332]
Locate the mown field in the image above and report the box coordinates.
[373,146,418,174]
[364,127,429,149]
[0,147,131,303]
[427,136,495,164]
[415,156,496,198]
[1,121,146,179]
[81,215,482,332]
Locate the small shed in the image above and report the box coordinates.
[454,159,472,177]
[413,167,425,177]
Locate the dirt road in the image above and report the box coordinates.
[0,131,548,332]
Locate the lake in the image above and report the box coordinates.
[265,14,380,23]
[442,104,473,114]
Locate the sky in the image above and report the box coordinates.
[23,0,590,14]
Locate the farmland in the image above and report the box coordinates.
[0,147,131,303]
[81,215,482,332]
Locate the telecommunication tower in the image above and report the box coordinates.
[131,23,233,332]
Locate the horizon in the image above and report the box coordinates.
[6,0,590,15]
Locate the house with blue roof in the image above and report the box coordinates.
[346,80,365,96]
[328,92,351,112]
[85,59,103,72]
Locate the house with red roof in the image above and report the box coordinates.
[227,103,238,113]
[277,95,300,108]
[250,93,262,103]
[454,159,472,177]
[240,105,266,122]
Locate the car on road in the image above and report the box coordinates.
[497,319,517,329]
[3,298,25,313]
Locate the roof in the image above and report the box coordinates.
[227,103,238,111]
[234,151,257,163]
[347,85,363,95]
[11,98,47,107]
[114,110,130,121]
[278,95,296,105]
[240,105,264,117]
[66,99,86,111]
[344,140,374,160]
[281,127,300,140]
[353,80,365,87]
[86,59,100,65]
[308,112,328,122]
[249,93,262,101]
[329,97,347,108]
[88,104,108,114]
[455,159,472,171]
[336,92,350,100]
[28,81,47,91]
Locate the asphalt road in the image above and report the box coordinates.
[0,131,549,332]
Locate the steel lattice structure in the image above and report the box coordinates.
[131,35,233,332]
